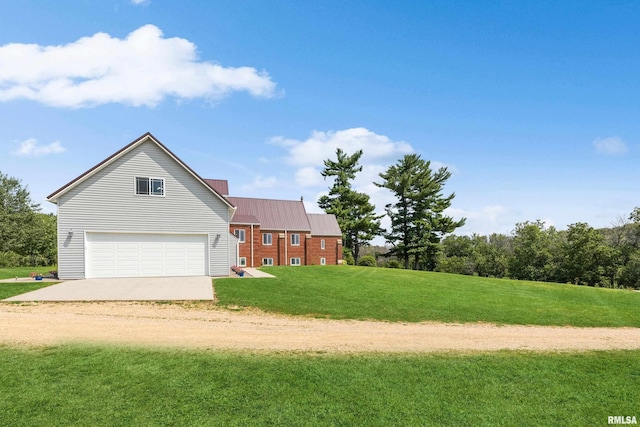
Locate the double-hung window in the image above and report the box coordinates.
[234,229,246,243]
[135,177,164,196]
[290,233,300,246]
[262,233,272,245]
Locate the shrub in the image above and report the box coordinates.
[386,259,401,269]
[343,249,355,265]
[358,255,377,267]
[0,251,22,268]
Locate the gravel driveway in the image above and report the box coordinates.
[1,302,639,352]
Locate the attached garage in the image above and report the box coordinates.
[85,232,208,278]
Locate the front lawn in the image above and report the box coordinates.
[0,345,638,426]
[215,265,640,327]
[0,266,57,299]
[0,266,56,280]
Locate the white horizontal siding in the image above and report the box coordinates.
[57,141,230,279]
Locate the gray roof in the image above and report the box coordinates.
[229,197,311,231]
[307,214,342,236]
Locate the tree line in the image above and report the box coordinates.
[318,149,640,289]
[0,171,57,267]
[437,217,640,289]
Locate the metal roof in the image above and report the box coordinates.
[231,214,260,225]
[307,213,342,236]
[228,197,311,231]
[203,179,229,196]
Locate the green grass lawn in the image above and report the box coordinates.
[0,345,637,426]
[0,265,56,280]
[0,266,57,299]
[215,266,640,327]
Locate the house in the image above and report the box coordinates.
[47,133,234,279]
[47,132,342,279]
[227,196,343,267]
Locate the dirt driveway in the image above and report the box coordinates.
[2,302,639,353]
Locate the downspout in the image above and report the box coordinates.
[285,229,288,266]
[250,224,254,267]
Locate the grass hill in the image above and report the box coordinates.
[215,265,640,327]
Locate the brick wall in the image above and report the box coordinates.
[231,225,343,266]
[306,236,343,265]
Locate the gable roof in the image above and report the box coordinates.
[229,197,311,231]
[231,214,260,225]
[47,132,234,209]
[203,179,229,196]
[307,213,342,236]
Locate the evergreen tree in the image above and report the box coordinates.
[376,154,465,270]
[318,148,382,264]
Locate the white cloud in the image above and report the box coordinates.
[593,136,628,155]
[130,0,150,5]
[13,138,66,156]
[271,127,413,167]
[446,205,515,236]
[241,175,278,192]
[295,167,325,188]
[0,24,277,108]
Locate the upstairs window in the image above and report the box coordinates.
[135,177,164,196]
[262,233,272,245]
[291,233,300,246]
[321,239,325,250]
[234,229,246,243]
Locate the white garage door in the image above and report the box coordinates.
[86,233,208,278]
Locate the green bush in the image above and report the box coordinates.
[0,251,22,268]
[358,255,377,267]
[343,248,355,265]
[386,259,401,269]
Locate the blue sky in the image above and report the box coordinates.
[1,1,639,237]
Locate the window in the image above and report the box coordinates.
[135,177,164,196]
[321,239,325,250]
[290,257,301,266]
[262,233,272,245]
[290,233,300,246]
[239,257,247,267]
[320,257,326,265]
[262,258,273,266]
[234,229,245,243]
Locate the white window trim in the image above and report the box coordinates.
[320,257,326,265]
[239,257,247,267]
[134,176,165,197]
[262,258,273,266]
[291,233,300,246]
[235,229,246,243]
[262,233,272,246]
[321,239,325,250]
[290,257,301,266]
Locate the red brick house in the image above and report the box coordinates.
[205,180,342,267]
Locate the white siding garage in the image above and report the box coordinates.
[86,232,208,278]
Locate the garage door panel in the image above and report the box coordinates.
[86,233,207,278]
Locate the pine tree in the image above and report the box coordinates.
[376,154,465,270]
[318,149,382,264]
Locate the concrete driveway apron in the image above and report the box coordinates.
[2,276,213,301]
